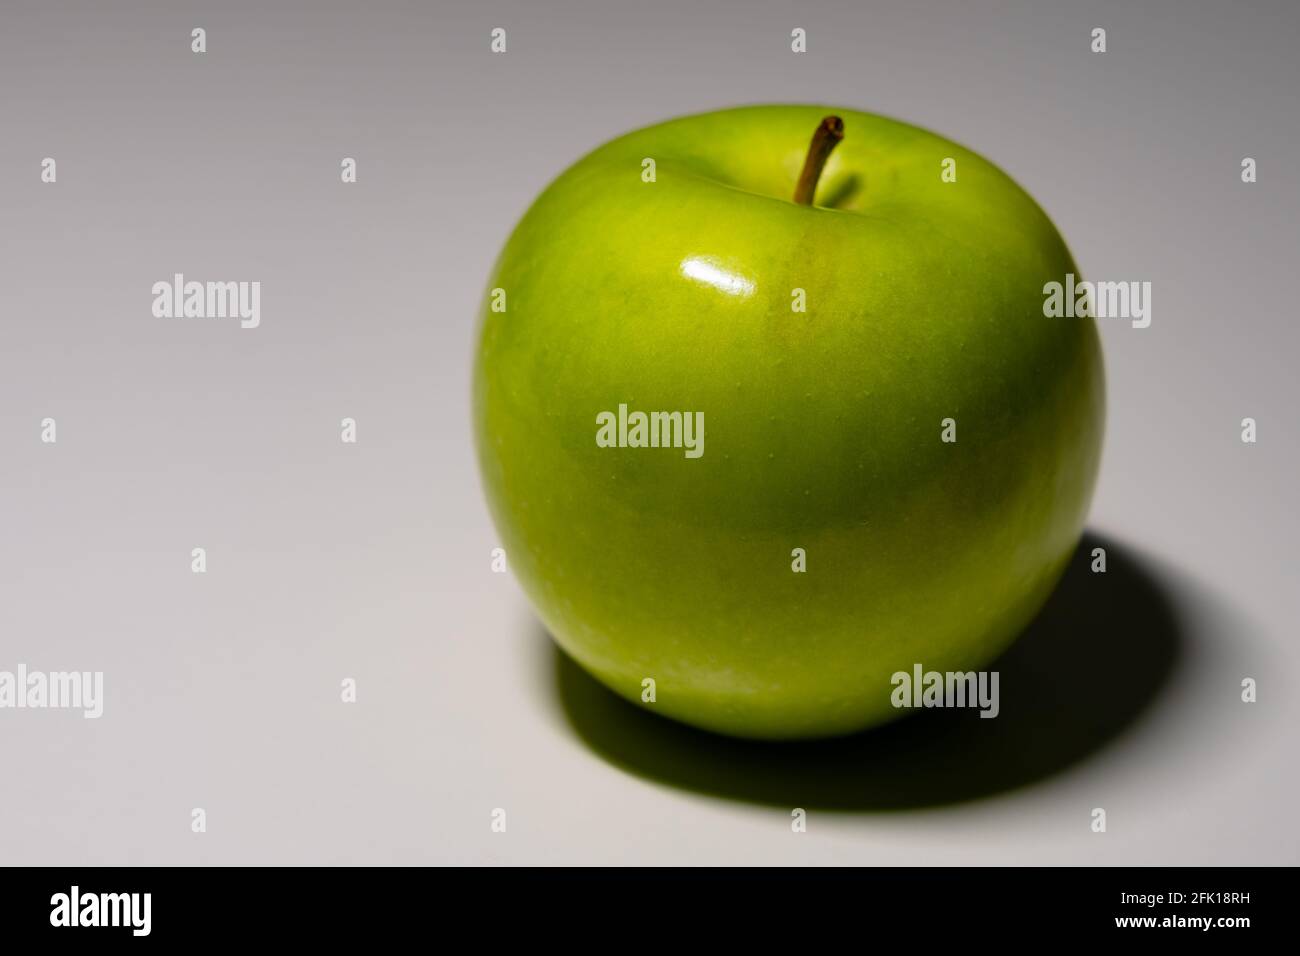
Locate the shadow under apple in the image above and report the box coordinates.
[546,531,1183,810]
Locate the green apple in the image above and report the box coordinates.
[473,105,1104,740]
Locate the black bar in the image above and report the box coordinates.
[0,866,1279,942]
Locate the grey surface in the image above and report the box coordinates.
[0,0,1297,865]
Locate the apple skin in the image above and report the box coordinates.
[473,105,1104,740]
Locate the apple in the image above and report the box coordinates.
[473,105,1104,740]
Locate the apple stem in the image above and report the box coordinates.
[793,115,844,206]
